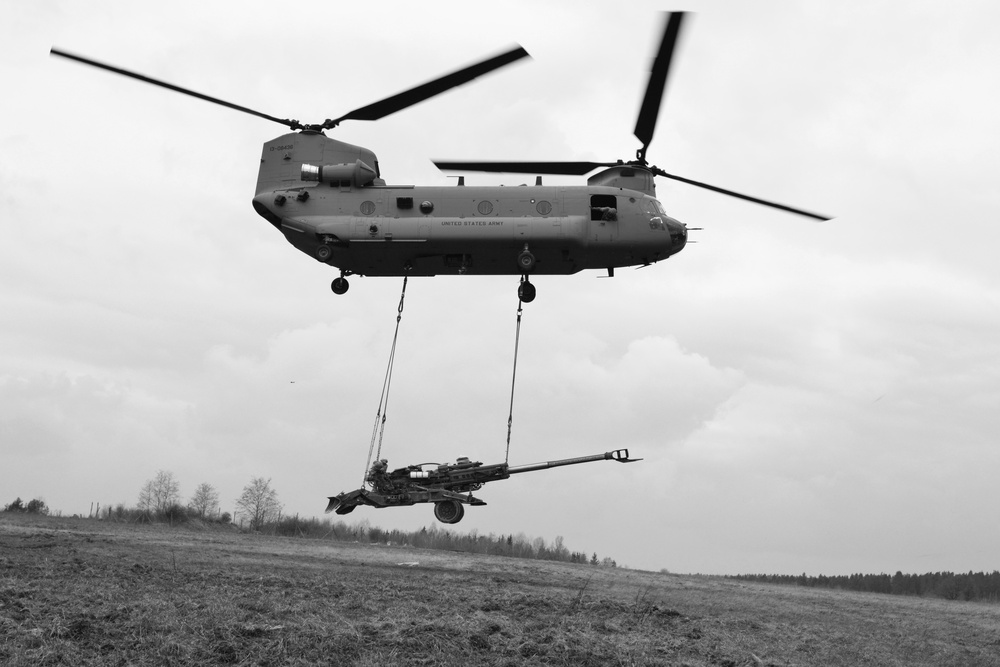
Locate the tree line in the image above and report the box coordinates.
[3,497,50,515]
[0,470,281,529]
[130,469,282,530]
[727,570,1000,602]
[269,514,618,567]
[3,469,617,568]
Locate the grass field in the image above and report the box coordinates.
[2,514,999,666]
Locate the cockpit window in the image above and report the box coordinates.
[644,198,667,230]
[646,198,667,216]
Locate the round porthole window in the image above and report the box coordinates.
[360,200,376,215]
[477,200,494,215]
[536,200,552,215]
[420,200,434,214]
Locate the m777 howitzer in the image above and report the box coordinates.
[325,448,640,524]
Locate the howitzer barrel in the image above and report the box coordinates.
[507,448,639,475]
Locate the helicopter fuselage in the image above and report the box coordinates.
[251,132,686,279]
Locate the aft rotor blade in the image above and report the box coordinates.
[434,160,613,175]
[325,46,530,128]
[634,12,685,155]
[653,168,831,221]
[50,48,303,130]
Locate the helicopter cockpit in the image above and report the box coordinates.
[645,197,687,248]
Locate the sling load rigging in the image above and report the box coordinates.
[361,273,525,482]
[504,284,525,465]
[362,272,409,485]
[339,275,641,524]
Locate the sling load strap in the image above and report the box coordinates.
[363,272,409,485]
[505,289,525,464]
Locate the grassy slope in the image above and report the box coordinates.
[1,514,998,666]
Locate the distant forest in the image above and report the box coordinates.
[727,571,1000,602]
[276,514,621,568]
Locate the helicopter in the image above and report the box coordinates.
[51,12,827,303]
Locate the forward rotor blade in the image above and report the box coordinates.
[325,46,530,128]
[50,48,303,130]
[652,168,831,221]
[434,160,612,175]
[634,12,685,155]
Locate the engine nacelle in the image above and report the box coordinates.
[301,160,378,188]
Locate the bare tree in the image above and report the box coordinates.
[138,470,180,513]
[553,535,569,560]
[235,477,282,530]
[188,482,220,518]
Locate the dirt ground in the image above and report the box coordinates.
[2,514,999,666]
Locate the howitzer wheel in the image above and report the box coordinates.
[433,499,465,524]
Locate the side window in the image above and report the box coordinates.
[590,194,618,222]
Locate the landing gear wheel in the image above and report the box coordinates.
[517,249,536,272]
[315,245,333,262]
[331,277,350,295]
[518,279,536,303]
[433,500,465,524]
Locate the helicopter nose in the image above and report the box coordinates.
[664,216,687,252]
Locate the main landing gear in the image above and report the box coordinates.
[331,271,350,295]
[328,248,537,300]
[517,276,535,303]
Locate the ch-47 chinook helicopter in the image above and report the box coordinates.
[52,12,827,303]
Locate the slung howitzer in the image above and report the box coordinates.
[325,448,640,524]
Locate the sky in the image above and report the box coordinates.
[2,0,999,575]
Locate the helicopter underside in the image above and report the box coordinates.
[311,239,587,277]
[277,219,673,278]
